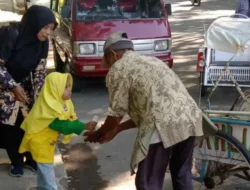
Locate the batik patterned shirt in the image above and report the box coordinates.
[106,51,204,174]
[0,59,47,126]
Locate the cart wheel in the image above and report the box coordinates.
[193,130,250,189]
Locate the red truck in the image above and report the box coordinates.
[51,0,173,91]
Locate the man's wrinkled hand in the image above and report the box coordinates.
[84,130,102,143]
[100,128,119,144]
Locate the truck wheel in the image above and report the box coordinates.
[53,44,65,73]
[72,75,84,92]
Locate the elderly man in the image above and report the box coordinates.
[84,32,204,190]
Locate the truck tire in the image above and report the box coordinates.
[71,75,84,92]
[165,4,172,16]
[200,72,207,97]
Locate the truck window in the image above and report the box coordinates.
[76,0,165,22]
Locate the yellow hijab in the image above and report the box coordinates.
[21,72,77,143]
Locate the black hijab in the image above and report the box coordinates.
[5,5,57,83]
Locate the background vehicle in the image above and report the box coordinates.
[51,0,173,91]
[193,15,250,189]
[197,15,250,96]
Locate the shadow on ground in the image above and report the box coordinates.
[59,143,109,190]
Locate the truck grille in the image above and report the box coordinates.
[207,66,250,82]
[98,39,163,56]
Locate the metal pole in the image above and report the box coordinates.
[204,110,250,116]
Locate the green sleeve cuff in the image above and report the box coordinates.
[49,119,86,135]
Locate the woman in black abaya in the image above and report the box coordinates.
[0,5,57,177]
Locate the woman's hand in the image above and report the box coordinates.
[85,121,97,131]
[12,85,29,104]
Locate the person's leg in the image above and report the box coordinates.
[24,152,37,173]
[5,125,24,176]
[37,163,58,190]
[135,142,171,190]
[4,112,25,176]
[7,111,37,173]
[6,111,25,167]
[37,163,46,190]
[0,122,7,149]
[6,111,36,176]
[169,137,195,190]
[16,112,37,171]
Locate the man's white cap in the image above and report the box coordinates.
[102,32,133,67]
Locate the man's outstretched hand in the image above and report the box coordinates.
[84,130,102,143]
[84,127,119,144]
[84,116,124,143]
[100,127,119,144]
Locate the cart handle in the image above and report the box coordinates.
[204,110,250,116]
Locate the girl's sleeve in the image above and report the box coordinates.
[49,118,86,135]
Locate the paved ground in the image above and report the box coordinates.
[59,0,250,190]
[0,147,68,190]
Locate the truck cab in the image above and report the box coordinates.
[51,0,173,90]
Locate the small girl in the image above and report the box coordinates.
[19,72,97,190]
